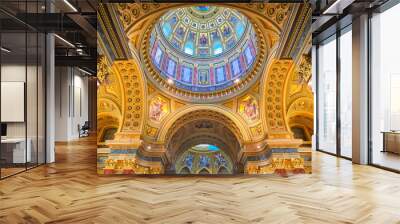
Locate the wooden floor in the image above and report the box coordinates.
[372,150,400,171]
[1,137,400,224]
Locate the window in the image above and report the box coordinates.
[215,66,225,83]
[181,66,192,83]
[231,58,241,77]
[0,0,47,179]
[184,41,194,55]
[370,3,400,171]
[317,36,337,154]
[340,28,352,158]
[166,59,176,76]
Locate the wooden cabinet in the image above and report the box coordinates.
[382,132,400,154]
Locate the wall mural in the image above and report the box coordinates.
[175,144,233,174]
[149,95,169,122]
[238,95,259,122]
[97,3,313,176]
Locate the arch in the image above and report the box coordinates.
[198,168,211,174]
[97,115,120,143]
[179,167,191,174]
[100,127,118,142]
[112,59,147,136]
[286,97,314,119]
[98,98,122,116]
[157,105,252,143]
[171,132,238,166]
[259,59,295,138]
[218,166,230,174]
[288,115,313,141]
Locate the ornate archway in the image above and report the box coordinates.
[165,115,241,174]
[97,3,313,175]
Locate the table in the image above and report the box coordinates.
[382,131,400,154]
[1,138,31,163]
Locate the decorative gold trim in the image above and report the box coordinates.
[139,19,267,103]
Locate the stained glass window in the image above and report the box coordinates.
[162,23,172,38]
[154,47,163,66]
[244,46,254,65]
[184,41,194,55]
[215,66,226,83]
[181,66,192,83]
[167,59,176,76]
[231,58,241,76]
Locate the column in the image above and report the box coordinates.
[352,14,369,164]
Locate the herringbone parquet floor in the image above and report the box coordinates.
[1,137,400,224]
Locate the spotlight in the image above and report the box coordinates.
[63,0,78,12]
[167,79,174,85]
[76,48,84,55]
[1,47,11,53]
[234,78,240,84]
[147,145,152,150]
[78,67,92,76]
[54,34,75,48]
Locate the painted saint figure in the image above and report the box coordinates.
[149,97,168,122]
[199,34,208,45]
[199,155,210,168]
[239,96,259,121]
[215,153,227,167]
[183,153,194,169]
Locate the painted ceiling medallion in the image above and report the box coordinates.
[142,6,266,102]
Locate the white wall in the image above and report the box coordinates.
[1,63,46,164]
[54,67,89,141]
[1,64,35,138]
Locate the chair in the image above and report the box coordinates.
[79,121,90,138]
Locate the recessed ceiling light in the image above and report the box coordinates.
[78,67,92,76]
[1,47,11,53]
[147,145,152,150]
[63,0,78,12]
[54,34,75,48]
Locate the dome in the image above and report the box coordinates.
[147,6,259,94]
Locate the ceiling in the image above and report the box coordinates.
[149,6,258,93]
[0,0,98,74]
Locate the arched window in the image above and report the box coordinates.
[198,168,210,174]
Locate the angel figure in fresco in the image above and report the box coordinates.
[241,96,259,121]
[149,97,167,122]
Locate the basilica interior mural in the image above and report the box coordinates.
[97,3,313,175]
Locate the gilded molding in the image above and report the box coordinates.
[262,59,294,138]
[139,19,266,103]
